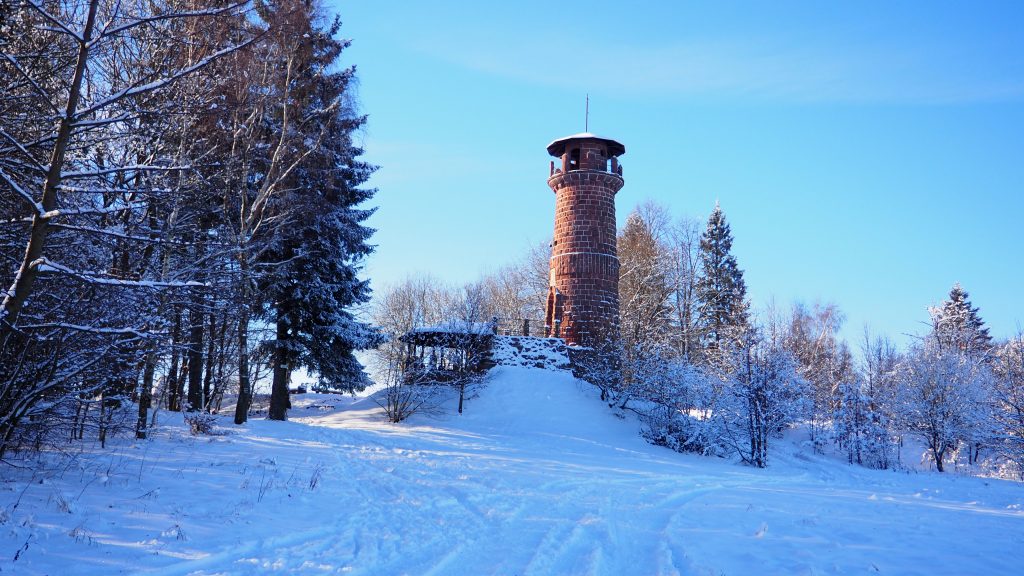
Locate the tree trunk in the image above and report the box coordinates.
[0,0,99,343]
[933,438,946,472]
[135,348,157,439]
[167,309,183,411]
[98,391,108,448]
[207,309,228,412]
[268,309,290,421]
[203,310,216,411]
[186,298,204,411]
[233,300,252,424]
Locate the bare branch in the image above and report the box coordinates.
[25,0,85,42]
[91,2,251,45]
[0,53,62,116]
[61,163,195,179]
[0,166,43,215]
[19,322,161,339]
[0,128,48,174]
[76,35,259,118]
[32,258,206,289]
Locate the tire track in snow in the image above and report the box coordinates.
[652,482,727,576]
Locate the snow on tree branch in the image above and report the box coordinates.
[32,258,206,289]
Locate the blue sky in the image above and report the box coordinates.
[330,0,1024,348]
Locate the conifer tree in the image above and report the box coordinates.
[259,0,382,420]
[695,204,749,368]
[930,283,992,356]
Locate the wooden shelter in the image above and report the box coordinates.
[399,320,498,383]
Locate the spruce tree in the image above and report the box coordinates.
[259,0,383,420]
[930,283,992,356]
[695,204,749,367]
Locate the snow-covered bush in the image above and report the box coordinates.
[633,353,723,456]
[898,340,994,472]
[715,333,809,468]
[630,330,808,468]
[832,377,902,469]
[569,340,624,406]
[184,413,218,436]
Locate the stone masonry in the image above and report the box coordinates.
[544,134,625,348]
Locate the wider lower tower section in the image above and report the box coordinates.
[544,133,625,348]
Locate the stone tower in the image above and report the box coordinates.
[544,133,625,348]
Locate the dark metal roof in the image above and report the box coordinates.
[546,132,626,157]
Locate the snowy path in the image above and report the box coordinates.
[2,366,1022,575]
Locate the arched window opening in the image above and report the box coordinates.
[569,147,580,170]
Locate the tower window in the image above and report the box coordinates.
[569,148,580,170]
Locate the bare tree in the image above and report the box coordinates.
[717,328,809,468]
[478,240,549,328]
[665,215,702,361]
[0,0,252,452]
[899,336,994,472]
[368,275,453,382]
[618,205,674,384]
[782,301,853,449]
[992,333,1024,478]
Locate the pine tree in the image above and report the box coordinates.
[695,204,749,368]
[930,283,992,356]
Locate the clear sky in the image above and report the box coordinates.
[329,0,1024,349]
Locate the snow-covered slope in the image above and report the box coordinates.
[1,366,1022,575]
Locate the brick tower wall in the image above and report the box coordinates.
[546,140,624,348]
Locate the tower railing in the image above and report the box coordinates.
[493,318,548,338]
[549,158,623,177]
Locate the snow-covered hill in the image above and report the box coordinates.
[1,366,1022,575]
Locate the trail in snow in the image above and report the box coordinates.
[0,365,1022,575]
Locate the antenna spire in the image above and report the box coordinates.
[585,94,589,132]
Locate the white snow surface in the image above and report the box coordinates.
[2,365,1022,575]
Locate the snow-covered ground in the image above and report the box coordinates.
[2,365,1022,575]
